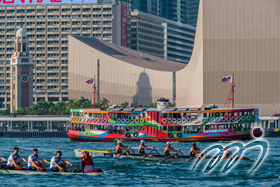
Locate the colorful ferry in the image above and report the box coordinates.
[67,104,262,142]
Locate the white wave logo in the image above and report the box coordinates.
[192,140,269,175]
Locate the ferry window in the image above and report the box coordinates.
[162,113,168,118]
[221,112,225,117]
[203,113,207,118]
[244,111,248,116]
[80,112,83,117]
[227,112,231,116]
[98,114,102,118]
[175,126,181,131]
[209,113,213,117]
[239,112,243,116]
[163,126,167,131]
[215,113,219,117]
[93,113,97,117]
[251,111,255,116]
[234,112,238,116]
[85,112,88,116]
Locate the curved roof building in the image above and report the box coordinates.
[69,0,280,115]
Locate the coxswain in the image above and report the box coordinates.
[7,147,27,168]
[115,140,131,155]
[164,142,182,158]
[80,151,94,173]
[189,143,204,158]
[0,156,7,168]
[27,149,50,170]
[50,151,77,172]
[138,140,154,156]
[221,147,232,159]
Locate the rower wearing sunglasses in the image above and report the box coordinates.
[50,151,77,172]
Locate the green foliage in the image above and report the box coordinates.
[13,96,109,115]
[130,102,143,108]
[120,101,129,108]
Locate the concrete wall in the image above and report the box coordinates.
[68,35,177,106]
[177,0,280,115]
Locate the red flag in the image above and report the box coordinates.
[86,77,95,84]
[221,75,232,83]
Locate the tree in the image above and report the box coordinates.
[101,98,110,108]
[120,101,129,108]
[3,105,10,115]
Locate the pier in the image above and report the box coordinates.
[258,116,280,137]
[0,115,70,138]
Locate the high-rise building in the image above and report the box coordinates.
[159,0,187,24]
[131,10,195,64]
[0,3,130,110]
[186,0,199,27]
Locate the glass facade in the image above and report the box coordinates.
[186,0,199,27]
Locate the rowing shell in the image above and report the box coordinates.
[0,166,103,175]
[74,149,200,162]
[74,149,256,162]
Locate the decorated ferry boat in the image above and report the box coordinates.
[67,104,262,142]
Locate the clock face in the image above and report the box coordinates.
[12,75,16,82]
[21,74,29,82]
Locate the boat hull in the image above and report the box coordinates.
[67,129,262,142]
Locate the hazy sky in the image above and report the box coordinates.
[0,0,98,5]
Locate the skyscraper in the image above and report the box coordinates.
[159,0,187,24]
[186,0,199,27]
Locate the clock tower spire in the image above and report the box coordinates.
[10,28,34,114]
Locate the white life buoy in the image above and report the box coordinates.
[122,119,126,123]
[135,119,140,123]
[126,119,130,123]
[168,118,172,123]
[177,118,182,123]
[162,118,167,124]
[247,116,251,120]
[104,119,108,123]
[117,118,121,123]
[202,118,207,123]
[130,119,135,123]
[182,118,187,123]
[187,118,192,123]
[140,119,145,123]
[172,118,177,123]
[251,116,255,120]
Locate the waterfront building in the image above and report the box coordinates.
[130,10,195,64]
[0,3,130,110]
[10,28,34,114]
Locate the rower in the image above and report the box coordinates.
[115,140,131,155]
[164,142,181,158]
[50,151,77,172]
[221,147,232,159]
[7,147,27,168]
[138,140,154,156]
[80,151,94,173]
[27,149,50,170]
[0,157,7,168]
[189,143,204,158]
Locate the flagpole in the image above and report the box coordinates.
[232,73,234,108]
[94,75,96,109]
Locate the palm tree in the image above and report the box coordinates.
[120,101,129,108]
[101,98,110,108]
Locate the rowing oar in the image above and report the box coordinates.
[141,149,155,160]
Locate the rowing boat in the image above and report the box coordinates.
[0,166,103,175]
[74,149,256,162]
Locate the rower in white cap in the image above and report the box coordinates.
[115,140,131,155]
[164,142,182,158]
[138,140,154,157]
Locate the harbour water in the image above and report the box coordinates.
[0,138,279,186]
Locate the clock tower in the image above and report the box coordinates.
[10,28,34,113]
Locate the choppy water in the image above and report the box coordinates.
[0,137,279,187]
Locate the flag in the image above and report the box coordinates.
[221,75,232,83]
[86,77,95,84]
